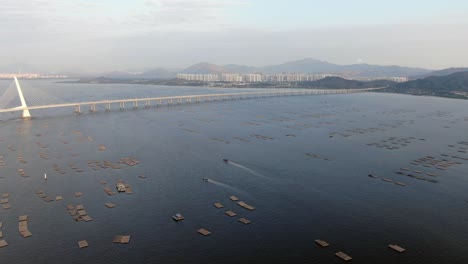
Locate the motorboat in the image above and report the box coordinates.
[116,183,126,192]
[172,213,184,221]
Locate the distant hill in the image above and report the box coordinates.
[298,77,395,89]
[101,68,176,79]
[182,62,229,74]
[410,67,468,80]
[182,58,431,78]
[385,71,468,98]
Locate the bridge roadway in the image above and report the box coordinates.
[0,87,382,114]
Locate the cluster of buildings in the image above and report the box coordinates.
[176,73,338,83]
[0,73,68,79]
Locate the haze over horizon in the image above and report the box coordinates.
[2,0,468,72]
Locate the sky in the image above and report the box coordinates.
[1,0,468,72]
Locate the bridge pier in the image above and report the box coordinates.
[105,103,111,111]
[133,100,138,109]
[89,104,96,113]
[145,100,150,108]
[120,102,125,110]
[75,104,81,114]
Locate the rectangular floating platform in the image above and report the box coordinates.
[103,187,116,196]
[382,178,393,182]
[0,240,8,248]
[81,215,93,222]
[2,204,11,209]
[113,235,131,243]
[0,231,3,238]
[315,239,330,247]
[197,229,211,236]
[229,196,239,201]
[237,201,255,211]
[76,204,84,210]
[67,204,75,210]
[105,203,116,208]
[55,196,63,201]
[1,193,9,198]
[78,210,87,216]
[99,180,107,185]
[238,218,251,224]
[0,222,2,228]
[388,244,406,253]
[395,182,406,186]
[225,211,237,217]
[78,240,88,248]
[0,199,8,204]
[213,203,224,209]
[20,230,32,238]
[74,192,83,197]
[335,252,352,261]
[120,236,130,244]
[19,215,28,221]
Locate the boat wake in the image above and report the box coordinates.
[225,160,270,179]
[206,179,248,196]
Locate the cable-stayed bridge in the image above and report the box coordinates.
[0,77,384,119]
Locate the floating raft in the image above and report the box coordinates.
[2,204,11,209]
[113,235,131,244]
[225,211,237,217]
[213,203,224,209]
[78,240,88,248]
[237,201,255,211]
[394,182,406,186]
[18,216,32,238]
[335,251,352,261]
[315,239,330,247]
[103,186,116,196]
[0,240,8,248]
[197,229,211,236]
[229,196,239,201]
[105,203,116,208]
[0,231,3,238]
[238,218,251,225]
[74,192,83,197]
[1,193,9,198]
[388,244,406,253]
[55,196,63,201]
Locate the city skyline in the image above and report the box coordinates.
[1,0,468,72]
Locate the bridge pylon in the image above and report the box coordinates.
[14,76,31,119]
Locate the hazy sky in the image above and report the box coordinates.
[2,0,468,72]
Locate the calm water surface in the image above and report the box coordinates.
[0,79,468,264]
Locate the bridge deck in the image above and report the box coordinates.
[0,87,383,114]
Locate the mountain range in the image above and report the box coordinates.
[181,58,431,78]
